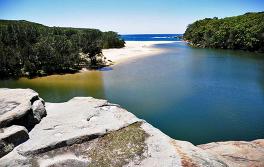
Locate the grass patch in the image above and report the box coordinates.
[88,122,148,167]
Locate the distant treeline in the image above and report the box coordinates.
[184,12,264,52]
[0,20,125,78]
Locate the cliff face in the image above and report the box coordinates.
[0,88,263,167]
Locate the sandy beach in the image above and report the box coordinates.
[102,41,174,65]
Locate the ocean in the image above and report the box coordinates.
[121,34,183,41]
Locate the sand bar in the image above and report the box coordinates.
[102,41,175,65]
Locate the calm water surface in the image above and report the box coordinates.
[1,42,264,144]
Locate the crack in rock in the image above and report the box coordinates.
[222,154,259,162]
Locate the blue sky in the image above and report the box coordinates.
[0,0,263,34]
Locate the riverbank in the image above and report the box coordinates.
[102,41,175,66]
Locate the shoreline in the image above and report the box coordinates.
[102,41,176,66]
[11,41,177,78]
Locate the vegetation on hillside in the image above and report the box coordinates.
[0,20,125,78]
[184,12,264,52]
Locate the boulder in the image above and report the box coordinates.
[0,125,29,158]
[0,88,46,130]
[32,99,46,123]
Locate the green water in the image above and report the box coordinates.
[1,42,264,144]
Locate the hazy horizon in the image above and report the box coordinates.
[0,0,264,34]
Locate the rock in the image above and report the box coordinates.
[0,88,46,130]
[0,125,29,158]
[32,100,46,123]
[15,97,140,156]
[0,97,142,166]
[198,140,264,167]
[129,123,228,167]
[0,89,263,167]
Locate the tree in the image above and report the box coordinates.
[183,12,264,52]
[0,19,125,78]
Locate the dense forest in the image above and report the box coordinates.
[0,20,125,78]
[184,12,264,52]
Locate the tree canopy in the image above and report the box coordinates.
[183,12,264,52]
[0,20,125,78]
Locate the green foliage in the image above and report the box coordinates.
[184,12,264,52]
[102,31,125,49]
[0,20,125,78]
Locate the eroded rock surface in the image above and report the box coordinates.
[0,89,263,167]
[198,140,264,167]
[17,97,140,156]
[0,88,46,129]
[0,125,28,158]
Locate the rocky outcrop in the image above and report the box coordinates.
[0,88,263,167]
[0,89,46,130]
[0,125,29,158]
[0,89,47,158]
[198,140,264,167]
[16,97,140,156]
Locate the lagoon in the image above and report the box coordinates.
[1,41,264,145]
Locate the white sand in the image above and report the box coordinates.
[102,41,174,65]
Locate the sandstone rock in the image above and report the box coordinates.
[0,125,28,158]
[0,88,46,130]
[198,140,264,167]
[0,97,142,166]
[32,100,46,123]
[15,97,140,156]
[127,123,228,167]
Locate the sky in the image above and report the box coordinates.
[0,0,264,34]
